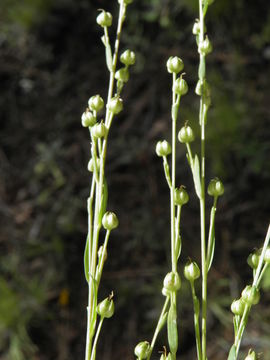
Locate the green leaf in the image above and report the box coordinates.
[98,179,108,225]
[193,155,202,199]
[84,235,90,283]
[167,301,178,356]
[171,104,178,121]
[105,42,113,72]
[207,206,216,272]
[157,312,168,332]
[175,235,182,260]
[227,345,236,360]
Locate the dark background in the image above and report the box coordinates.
[0,0,270,359]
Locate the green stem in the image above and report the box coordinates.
[191,282,202,360]
[96,230,111,285]
[147,297,170,360]
[90,317,104,360]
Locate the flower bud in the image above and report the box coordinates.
[81,110,97,128]
[198,36,212,56]
[174,187,189,206]
[91,123,107,138]
[163,272,181,292]
[241,285,260,306]
[184,261,200,282]
[115,67,129,83]
[231,298,245,316]
[134,341,150,359]
[102,211,119,230]
[155,140,172,157]
[264,247,270,263]
[207,178,224,197]
[247,252,260,269]
[88,95,104,112]
[166,56,184,74]
[178,125,195,144]
[96,10,112,27]
[88,158,100,172]
[120,50,136,66]
[244,350,257,360]
[107,96,123,114]
[174,77,188,96]
[97,296,114,318]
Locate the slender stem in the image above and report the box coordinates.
[90,317,104,360]
[147,297,170,360]
[84,3,127,360]
[191,282,202,360]
[96,230,111,284]
[257,263,269,287]
[171,116,177,273]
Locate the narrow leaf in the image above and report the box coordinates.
[193,155,202,199]
[84,235,90,283]
[105,42,113,72]
[171,104,178,121]
[167,302,178,356]
[157,312,168,332]
[227,345,236,360]
[207,206,216,272]
[175,235,182,260]
[98,179,108,225]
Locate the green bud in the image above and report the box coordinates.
[120,50,136,66]
[207,178,224,197]
[244,350,257,360]
[102,211,119,230]
[115,67,129,83]
[134,341,150,359]
[264,247,270,263]
[163,272,181,292]
[199,36,212,56]
[107,96,123,114]
[247,252,260,269]
[174,187,189,206]
[88,95,104,112]
[96,10,112,27]
[241,285,260,306]
[174,76,188,96]
[178,125,195,144]
[88,158,100,172]
[91,123,107,138]
[81,109,97,127]
[156,140,172,157]
[184,261,200,282]
[231,298,245,316]
[97,296,114,318]
[166,56,184,74]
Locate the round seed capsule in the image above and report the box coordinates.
[163,272,181,292]
[102,212,119,231]
[134,341,150,359]
[88,158,100,172]
[174,187,189,206]
[88,95,104,112]
[247,252,260,269]
[97,297,114,318]
[231,298,245,316]
[241,285,260,306]
[155,140,172,157]
[184,261,200,282]
[178,125,195,144]
[96,11,112,27]
[107,96,123,114]
[166,56,184,74]
[115,67,129,83]
[207,178,224,197]
[244,350,257,360]
[199,36,212,56]
[91,123,107,138]
[120,50,136,66]
[81,110,97,128]
[174,77,188,96]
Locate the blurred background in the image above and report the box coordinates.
[0,0,270,359]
